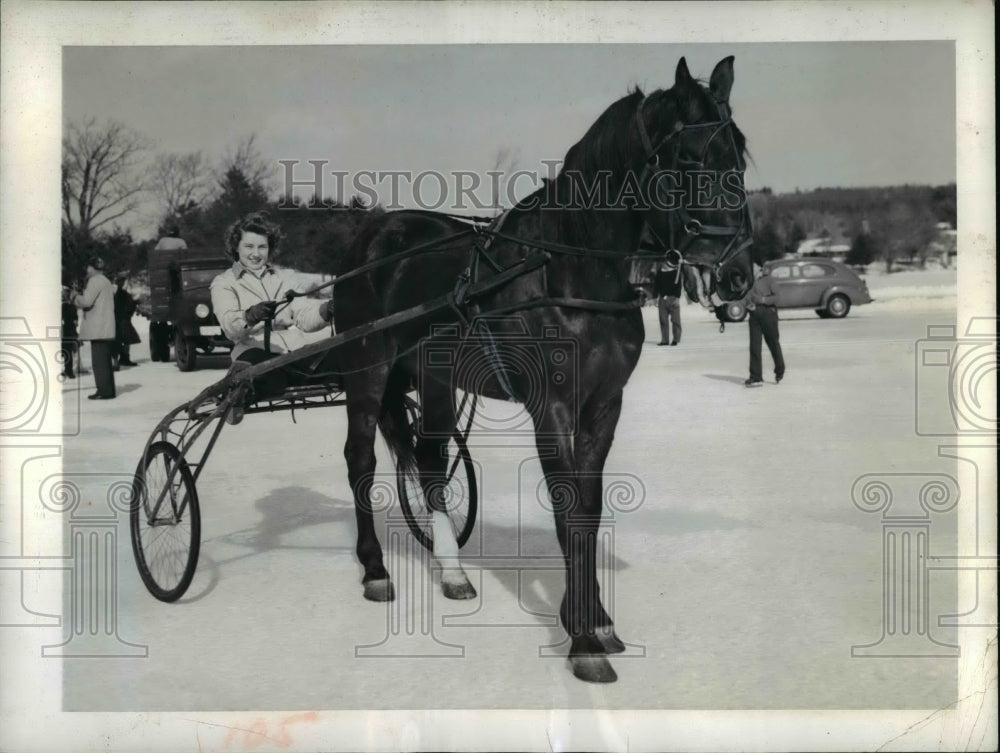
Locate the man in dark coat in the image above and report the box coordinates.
[652,264,683,346]
[113,274,141,368]
[60,285,79,379]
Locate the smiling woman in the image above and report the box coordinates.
[209,211,335,376]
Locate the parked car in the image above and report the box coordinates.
[720,258,873,321]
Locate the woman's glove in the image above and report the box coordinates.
[319,299,335,322]
[244,301,278,327]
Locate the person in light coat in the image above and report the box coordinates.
[210,212,335,421]
[72,256,117,399]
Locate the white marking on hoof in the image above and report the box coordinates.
[441,578,477,600]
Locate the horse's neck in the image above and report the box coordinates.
[544,208,640,301]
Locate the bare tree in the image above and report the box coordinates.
[151,151,212,220]
[62,117,150,235]
[216,133,274,195]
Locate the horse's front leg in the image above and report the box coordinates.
[534,395,622,683]
[571,389,627,655]
[417,381,476,600]
[344,366,394,602]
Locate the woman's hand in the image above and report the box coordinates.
[320,299,335,322]
[244,301,278,327]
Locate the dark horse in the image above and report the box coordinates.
[333,57,753,683]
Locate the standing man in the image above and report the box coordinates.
[745,264,785,387]
[72,257,117,400]
[154,222,187,252]
[653,263,683,346]
[113,273,141,368]
[60,285,79,379]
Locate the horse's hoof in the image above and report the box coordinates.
[441,579,477,600]
[596,628,626,654]
[569,655,618,684]
[363,578,395,602]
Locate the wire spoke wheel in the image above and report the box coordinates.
[397,399,478,551]
[130,440,201,602]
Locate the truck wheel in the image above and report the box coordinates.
[174,331,197,372]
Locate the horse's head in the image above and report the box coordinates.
[637,56,754,305]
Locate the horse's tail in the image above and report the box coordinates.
[377,366,418,479]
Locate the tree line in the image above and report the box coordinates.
[747,184,956,271]
[62,117,957,284]
[61,119,370,285]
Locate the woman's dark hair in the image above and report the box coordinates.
[224,211,282,261]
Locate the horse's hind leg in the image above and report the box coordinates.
[344,365,394,602]
[417,381,476,600]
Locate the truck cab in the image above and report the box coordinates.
[148,247,233,371]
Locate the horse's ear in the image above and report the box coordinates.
[709,56,735,104]
[675,57,693,89]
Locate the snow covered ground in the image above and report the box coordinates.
[49,278,964,712]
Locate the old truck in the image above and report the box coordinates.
[147,246,233,371]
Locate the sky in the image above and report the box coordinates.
[63,42,956,240]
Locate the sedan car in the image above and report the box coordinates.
[720,258,873,321]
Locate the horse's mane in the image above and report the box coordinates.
[559,87,647,181]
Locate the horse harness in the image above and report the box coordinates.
[268,92,753,401]
[634,93,754,283]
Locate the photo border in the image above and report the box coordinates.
[1,1,995,751]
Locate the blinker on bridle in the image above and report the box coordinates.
[634,93,754,281]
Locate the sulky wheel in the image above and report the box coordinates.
[396,399,478,551]
[130,440,201,602]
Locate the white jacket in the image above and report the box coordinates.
[210,262,331,360]
[73,272,116,340]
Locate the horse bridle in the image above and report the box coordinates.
[634,93,754,280]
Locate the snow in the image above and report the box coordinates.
[52,283,961,712]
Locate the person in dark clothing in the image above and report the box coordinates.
[113,274,141,368]
[60,285,79,379]
[745,265,785,387]
[652,263,683,346]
